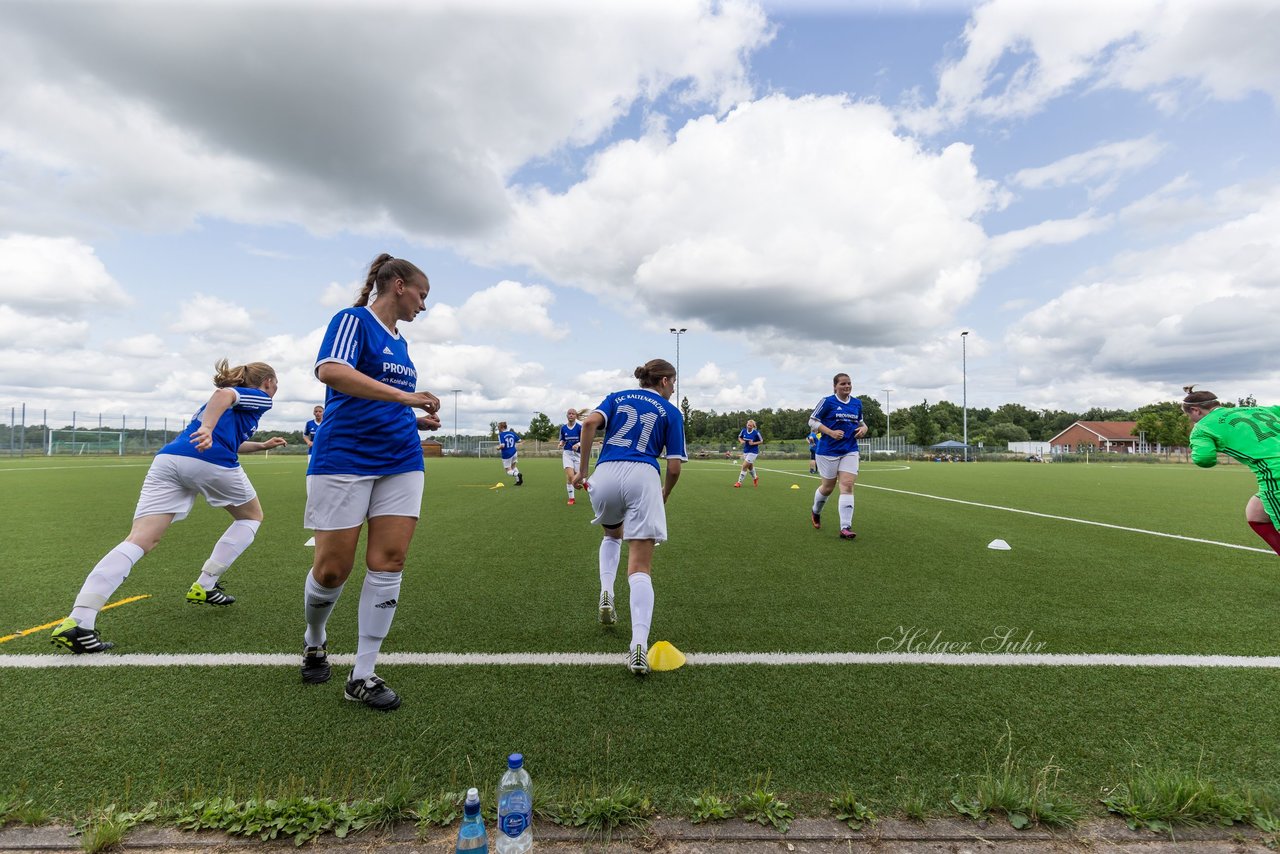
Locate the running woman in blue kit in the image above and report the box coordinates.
[559,408,583,505]
[809,372,868,540]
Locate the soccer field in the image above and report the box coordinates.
[2,454,1278,820]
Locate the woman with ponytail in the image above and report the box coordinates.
[573,359,686,675]
[51,360,286,654]
[300,253,442,711]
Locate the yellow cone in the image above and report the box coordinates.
[647,640,686,671]
[490,482,505,490]
[790,484,800,489]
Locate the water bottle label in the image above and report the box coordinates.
[499,812,528,837]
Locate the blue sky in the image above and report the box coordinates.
[1,0,1278,434]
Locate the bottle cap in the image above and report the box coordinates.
[508,753,523,769]
[465,787,479,804]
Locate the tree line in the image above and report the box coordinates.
[509,393,1258,449]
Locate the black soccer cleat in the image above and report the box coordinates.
[839,527,857,541]
[628,644,650,675]
[301,643,331,684]
[344,674,402,711]
[50,618,114,654]
[187,582,236,606]
[516,471,524,486]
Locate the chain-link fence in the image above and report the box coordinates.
[0,404,194,457]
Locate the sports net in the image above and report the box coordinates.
[47,430,124,456]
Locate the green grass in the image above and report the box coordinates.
[2,454,1279,828]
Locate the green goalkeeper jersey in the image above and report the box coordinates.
[1189,405,1280,473]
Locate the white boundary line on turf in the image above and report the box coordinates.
[753,465,1273,555]
[4,651,1280,669]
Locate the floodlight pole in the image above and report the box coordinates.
[961,331,969,462]
[882,388,893,440]
[669,327,687,416]
[451,389,461,450]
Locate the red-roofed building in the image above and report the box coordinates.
[1047,421,1140,455]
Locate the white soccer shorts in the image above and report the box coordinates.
[586,460,668,543]
[501,454,519,471]
[561,450,580,470]
[741,452,759,464]
[134,454,257,521]
[816,451,860,480]
[304,471,424,530]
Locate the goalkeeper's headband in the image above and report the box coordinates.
[1182,397,1218,409]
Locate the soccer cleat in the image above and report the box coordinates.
[344,674,402,711]
[50,617,114,654]
[811,510,821,530]
[733,482,742,488]
[186,581,236,606]
[516,472,524,486]
[598,590,617,625]
[753,476,758,487]
[301,643,331,684]
[839,527,858,540]
[567,497,575,506]
[628,643,649,675]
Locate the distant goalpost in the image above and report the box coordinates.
[47,429,125,456]
[477,441,501,459]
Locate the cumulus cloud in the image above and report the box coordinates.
[1006,184,1280,389]
[0,235,129,315]
[0,0,770,241]
[319,281,357,309]
[105,334,167,358]
[0,305,90,349]
[455,281,568,341]
[169,294,258,346]
[902,0,1280,133]
[485,94,996,348]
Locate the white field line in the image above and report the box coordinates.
[752,465,1273,555]
[3,650,1280,669]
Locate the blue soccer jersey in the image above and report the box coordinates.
[303,419,319,453]
[811,394,863,456]
[159,387,273,469]
[739,428,762,454]
[498,430,521,459]
[560,422,582,449]
[593,388,687,472]
[308,306,424,476]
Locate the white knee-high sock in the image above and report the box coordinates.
[737,470,746,483]
[566,482,575,499]
[303,571,345,648]
[198,519,261,589]
[599,537,621,594]
[839,494,855,528]
[71,542,145,629]
[628,572,654,650]
[812,490,829,516]
[354,571,402,681]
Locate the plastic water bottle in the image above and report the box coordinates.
[495,753,532,854]
[456,787,487,853]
